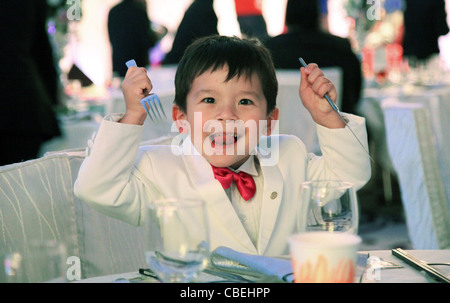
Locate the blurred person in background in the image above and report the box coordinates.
[0,0,61,166]
[108,0,158,77]
[319,0,329,31]
[402,0,449,65]
[264,0,362,115]
[162,0,218,65]
[234,0,269,42]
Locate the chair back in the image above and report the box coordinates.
[275,67,343,153]
[0,149,149,281]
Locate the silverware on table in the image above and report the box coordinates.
[125,59,167,122]
[367,255,403,269]
[356,252,369,283]
[392,248,450,283]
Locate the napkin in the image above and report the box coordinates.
[209,246,293,282]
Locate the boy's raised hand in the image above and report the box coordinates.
[299,64,345,129]
[120,66,152,125]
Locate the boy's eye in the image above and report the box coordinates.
[202,97,215,104]
[239,99,253,105]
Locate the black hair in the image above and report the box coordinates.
[174,35,278,115]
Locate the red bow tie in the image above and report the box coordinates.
[211,165,256,201]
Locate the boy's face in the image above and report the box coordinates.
[173,66,278,169]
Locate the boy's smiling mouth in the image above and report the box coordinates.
[209,132,241,148]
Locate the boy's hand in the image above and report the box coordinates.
[120,66,152,125]
[299,64,345,128]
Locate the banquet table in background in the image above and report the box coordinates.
[39,66,178,156]
[358,80,450,250]
[360,82,450,175]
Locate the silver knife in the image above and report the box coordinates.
[392,248,450,283]
[298,58,373,162]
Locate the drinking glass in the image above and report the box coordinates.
[298,180,359,234]
[144,198,210,282]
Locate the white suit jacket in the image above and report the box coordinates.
[74,114,371,256]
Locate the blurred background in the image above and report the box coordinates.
[51,0,450,86]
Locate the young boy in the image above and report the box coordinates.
[74,35,371,256]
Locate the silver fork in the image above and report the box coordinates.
[125,59,167,122]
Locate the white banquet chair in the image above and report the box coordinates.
[382,100,450,249]
[275,68,342,154]
[0,135,175,282]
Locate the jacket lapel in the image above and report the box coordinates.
[256,136,284,254]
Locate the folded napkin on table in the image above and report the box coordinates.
[209,246,369,283]
[209,246,293,282]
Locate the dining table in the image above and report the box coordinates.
[358,77,450,186]
[75,249,450,284]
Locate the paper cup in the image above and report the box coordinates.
[288,232,361,283]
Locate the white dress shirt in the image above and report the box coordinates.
[225,156,263,249]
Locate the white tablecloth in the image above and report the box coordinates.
[360,83,450,187]
[358,82,450,250]
[361,83,450,171]
[359,83,450,173]
[361,250,450,283]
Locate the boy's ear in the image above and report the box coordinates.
[264,107,279,136]
[172,105,188,134]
